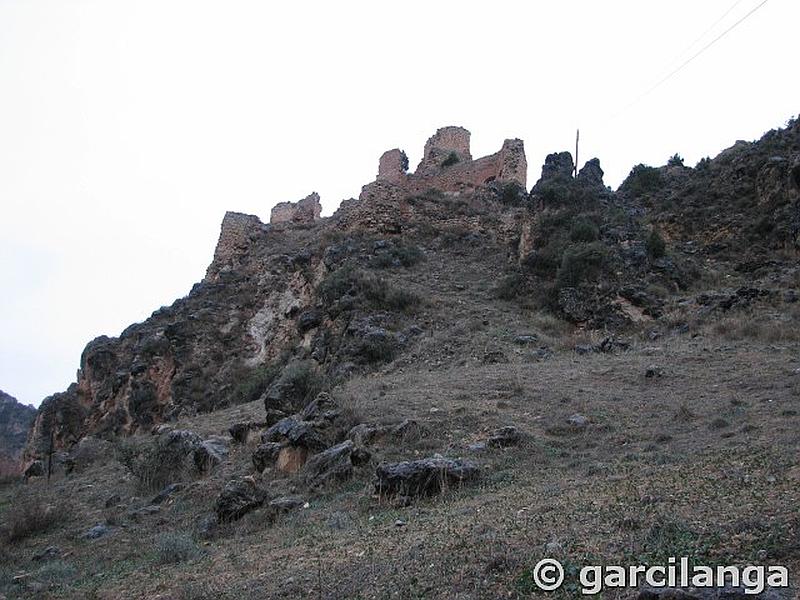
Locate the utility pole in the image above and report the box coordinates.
[574,129,580,178]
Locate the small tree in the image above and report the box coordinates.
[646,229,666,260]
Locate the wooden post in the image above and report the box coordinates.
[574,129,580,177]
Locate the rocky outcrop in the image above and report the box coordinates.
[0,391,36,474]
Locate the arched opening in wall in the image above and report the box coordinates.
[484,176,496,184]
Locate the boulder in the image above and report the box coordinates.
[302,440,354,487]
[151,483,183,505]
[161,429,202,454]
[268,495,305,513]
[486,426,522,448]
[262,417,328,452]
[252,442,284,473]
[194,437,229,472]
[299,392,339,422]
[374,456,479,498]
[229,422,264,444]
[297,309,323,333]
[214,478,267,522]
[83,524,112,540]
[567,414,589,429]
[24,460,45,478]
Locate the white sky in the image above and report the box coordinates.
[1,0,797,407]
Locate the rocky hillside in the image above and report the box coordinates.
[21,118,800,465]
[2,119,799,600]
[0,391,36,475]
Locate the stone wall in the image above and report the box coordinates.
[373,126,527,198]
[270,192,322,225]
[205,211,266,281]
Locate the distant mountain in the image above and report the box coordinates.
[0,390,36,475]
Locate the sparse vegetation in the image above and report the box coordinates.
[667,153,685,167]
[441,151,460,167]
[115,436,192,492]
[494,273,527,301]
[622,163,664,196]
[569,218,599,242]
[1,498,66,543]
[228,363,281,405]
[318,266,420,313]
[646,228,667,259]
[368,243,424,269]
[153,532,202,564]
[555,242,607,288]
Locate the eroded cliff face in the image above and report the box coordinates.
[25,221,333,460]
[0,391,36,474]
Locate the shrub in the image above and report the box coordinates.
[368,244,424,269]
[495,273,527,301]
[569,218,599,242]
[1,499,65,543]
[355,336,397,364]
[441,151,460,167]
[667,153,685,167]
[228,363,280,405]
[399,150,409,172]
[34,560,77,585]
[534,181,570,206]
[318,267,420,313]
[622,164,664,196]
[499,182,527,205]
[273,360,325,407]
[116,437,191,492]
[153,532,202,564]
[646,229,667,260]
[556,242,607,288]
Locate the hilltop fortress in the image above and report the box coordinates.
[206,126,532,279]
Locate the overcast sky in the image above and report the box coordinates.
[1,0,797,407]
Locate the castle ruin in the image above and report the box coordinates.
[372,126,527,195]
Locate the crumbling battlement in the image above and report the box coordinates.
[205,211,266,281]
[373,126,527,196]
[270,192,322,225]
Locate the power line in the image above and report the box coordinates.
[640,0,770,100]
[674,0,746,63]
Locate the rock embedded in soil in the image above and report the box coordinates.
[374,456,479,498]
[486,426,523,448]
[214,477,268,522]
[302,440,355,487]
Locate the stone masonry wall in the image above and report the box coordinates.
[270,192,322,225]
[374,127,527,196]
[205,211,265,281]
